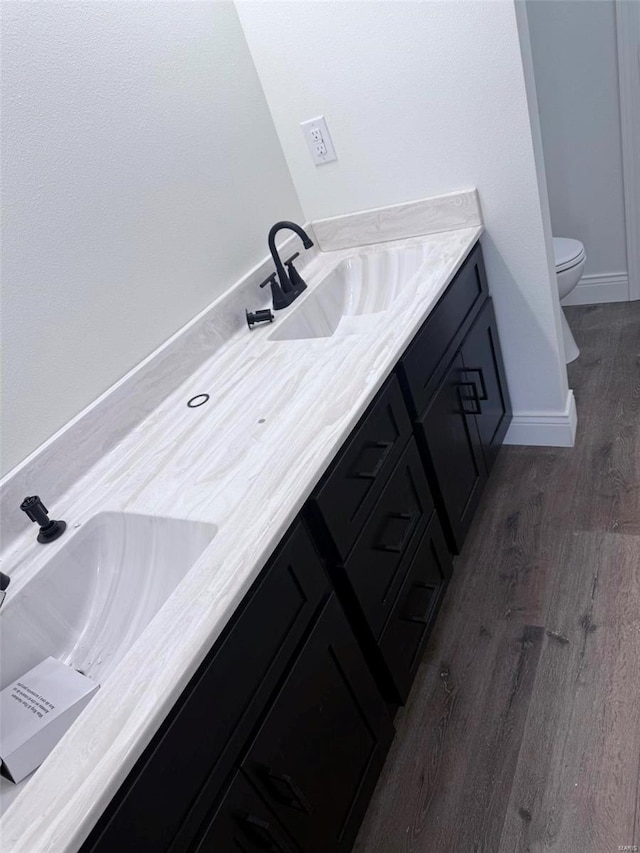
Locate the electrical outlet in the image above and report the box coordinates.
[300,116,337,166]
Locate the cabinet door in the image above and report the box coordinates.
[416,352,486,553]
[241,595,394,853]
[460,298,512,474]
[81,522,328,853]
[194,773,299,853]
[398,242,488,418]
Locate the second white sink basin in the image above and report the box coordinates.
[269,243,432,342]
[0,512,217,691]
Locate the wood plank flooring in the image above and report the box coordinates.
[354,303,640,853]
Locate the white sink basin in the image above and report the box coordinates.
[0,512,217,691]
[269,243,432,342]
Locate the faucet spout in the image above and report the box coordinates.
[268,221,314,296]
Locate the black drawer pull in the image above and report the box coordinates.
[374,511,415,554]
[464,367,488,400]
[456,381,481,416]
[240,812,292,852]
[350,440,394,480]
[402,581,437,625]
[266,769,313,814]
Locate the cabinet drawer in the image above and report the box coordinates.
[82,522,328,853]
[344,439,435,638]
[398,241,487,418]
[378,513,452,702]
[309,375,412,560]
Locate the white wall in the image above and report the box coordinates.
[527,0,628,284]
[0,1,303,475]
[237,0,571,432]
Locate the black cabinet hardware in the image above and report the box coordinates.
[456,380,482,415]
[401,581,437,625]
[239,813,294,852]
[464,366,488,400]
[374,511,416,553]
[350,440,394,480]
[266,770,313,814]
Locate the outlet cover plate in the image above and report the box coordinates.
[300,116,337,165]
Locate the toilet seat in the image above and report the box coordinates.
[553,237,586,273]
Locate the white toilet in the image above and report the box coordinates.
[553,237,586,363]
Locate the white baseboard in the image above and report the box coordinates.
[504,390,577,447]
[561,272,629,306]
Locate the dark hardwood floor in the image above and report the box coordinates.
[354,303,640,853]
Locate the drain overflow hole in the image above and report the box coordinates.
[188,394,210,409]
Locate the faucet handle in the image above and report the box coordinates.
[259,272,277,289]
[259,273,293,311]
[284,253,307,296]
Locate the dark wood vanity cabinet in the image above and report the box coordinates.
[81,240,511,853]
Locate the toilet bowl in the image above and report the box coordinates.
[553,237,586,363]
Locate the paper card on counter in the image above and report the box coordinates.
[0,657,99,784]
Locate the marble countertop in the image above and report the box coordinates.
[0,215,482,852]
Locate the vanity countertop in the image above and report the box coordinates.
[0,218,482,852]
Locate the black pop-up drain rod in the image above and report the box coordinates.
[20,495,67,544]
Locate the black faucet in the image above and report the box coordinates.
[261,221,314,311]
